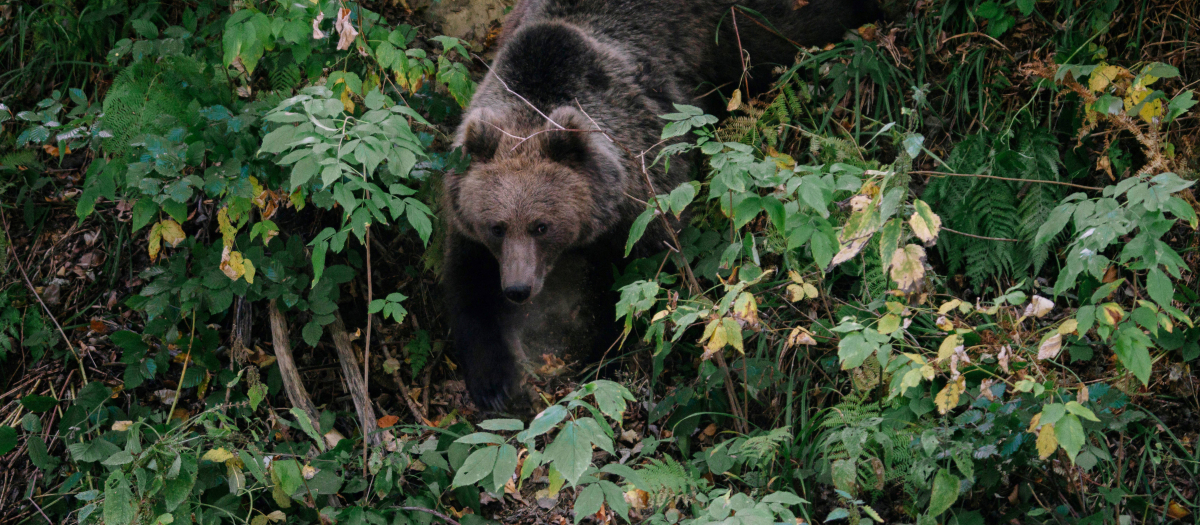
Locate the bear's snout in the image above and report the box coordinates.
[503,285,532,303]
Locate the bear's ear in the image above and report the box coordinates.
[539,106,598,167]
[459,112,501,163]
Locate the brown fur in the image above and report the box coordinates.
[442,0,880,409]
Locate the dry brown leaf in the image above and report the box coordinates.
[1037,333,1063,361]
[377,415,399,429]
[889,244,927,293]
[1024,295,1054,318]
[335,8,358,51]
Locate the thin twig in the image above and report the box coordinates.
[472,53,563,129]
[166,310,198,421]
[364,223,373,473]
[397,507,461,525]
[941,226,1021,242]
[0,210,89,385]
[910,170,1104,191]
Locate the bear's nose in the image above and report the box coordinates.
[503,285,532,303]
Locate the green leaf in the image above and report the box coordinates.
[761,491,807,505]
[589,380,634,422]
[831,458,856,492]
[290,407,325,451]
[69,438,122,462]
[1166,91,1196,123]
[248,383,267,411]
[364,89,388,110]
[455,433,505,445]
[1114,328,1153,386]
[1055,414,1085,463]
[878,218,902,275]
[76,381,113,411]
[132,198,158,233]
[20,395,57,413]
[131,19,159,38]
[1146,267,1174,308]
[27,436,55,470]
[927,468,959,517]
[573,483,604,524]
[837,332,878,370]
[260,125,297,155]
[493,444,519,492]
[543,421,593,486]
[1034,203,1074,246]
[667,182,696,218]
[624,206,656,257]
[1065,401,1100,422]
[103,471,136,525]
[452,445,498,488]
[478,419,524,431]
[0,426,16,455]
[102,450,135,466]
[302,320,323,347]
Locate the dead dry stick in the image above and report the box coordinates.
[379,339,432,426]
[268,300,320,422]
[1,210,89,385]
[330,314,394,448]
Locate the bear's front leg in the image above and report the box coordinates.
[443,233,518,410]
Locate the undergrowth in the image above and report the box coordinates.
[1,0,1199,524]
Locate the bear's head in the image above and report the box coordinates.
[446,106,624,304]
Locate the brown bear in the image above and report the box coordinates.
[442,0,880,409]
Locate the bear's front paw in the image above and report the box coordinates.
[465,365,517,411]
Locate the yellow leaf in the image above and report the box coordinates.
[935,377,964,415]
[786,284,805,302]
[160,219,185,247]
[878,313,901,335]
[733,292,759,329]
[902,352,927,366]
[788,270,804,284]
[920,364,936,381]
[221,247,246,281]
[938,334,963,360]
[938,299,963,315]
[1100,303,1124,325]
[1167,501,1192,519]
[908,209,941,244]
[900,368,924,393]
[111,420,134,431]
[802,282,819,299]
[702,322,727,360]
[266,511,287,523]
[727,89,742,112]
[1124,85,1164,124]
[651,310,670,323]
[203,448,235,463]
[787,327,817,346]
[242,257,256,284]
[1036,423,1059,459]
[1027,412,1042,432]
[148,222,164,261]
[340,87,356,113]
[1058,319,1079,335]
[1088,64,1124,92]
[218,207,238,247]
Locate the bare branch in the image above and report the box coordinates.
[473,53,564,129]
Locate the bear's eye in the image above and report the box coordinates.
[531,222,549,236]
[489,224,507,238]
